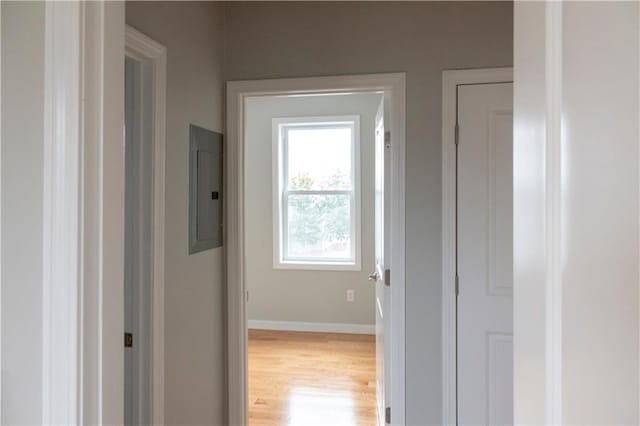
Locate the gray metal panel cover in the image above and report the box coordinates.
[189,124,223,253]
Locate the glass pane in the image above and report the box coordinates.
[286,126,352,190]
[286,193,352,260]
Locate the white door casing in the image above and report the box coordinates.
[124,55,154,426]
[226,73,406,425]
[457,82,514,425]
[42,2,125,424]
[124,25,167,426]
[515,2,640,424]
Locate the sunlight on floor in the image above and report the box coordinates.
[248,330,377,426]
[287,387,356,426]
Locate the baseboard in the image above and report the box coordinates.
[248,319,375,335]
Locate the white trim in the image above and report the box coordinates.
[248,320,375,335]
[81,2,126,424]
[0,3,3,420]
[271,261,363,272]
[638,2,640,420]
[272,115,362,271]
[42,3,82,422]
[543,3,563,423]
[227,73,406,426]
[125,25,167,426]
[42,1,126,423]
[441,67,513,426]
[43,2,125,424]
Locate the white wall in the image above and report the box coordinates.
[125,3,226,425]
[1,2,45,424]
[245,93,382,327]
[514,1,640,424]
[223,2,513,422]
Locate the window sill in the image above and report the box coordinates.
[273,261,362,272]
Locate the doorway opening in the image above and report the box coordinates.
[123,26,167,426]
[245,93,380,425]
[441,68,514,425]
[226,74,406,425]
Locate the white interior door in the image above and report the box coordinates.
[373,98,391,426]
[457,82,513,425]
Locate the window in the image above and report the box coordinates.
[273,116,361,270]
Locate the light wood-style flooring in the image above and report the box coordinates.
[248,329,377,426]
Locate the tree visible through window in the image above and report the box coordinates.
[288,170,351,257]
[274,117,361,269]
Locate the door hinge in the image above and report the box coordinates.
[385,406,391,424]
[454,122,460,146]
[455,274,460,297]
[384,131,391,148]
[384,269,391,287]
[124,332,133,348]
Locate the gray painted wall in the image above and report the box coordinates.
[0,2,511,425]
[223,2,513,423]
[245,93,382,326]
[1,2,45,424]
[126,2,226,425]
[128,2,512,424]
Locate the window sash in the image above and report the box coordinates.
[283,123,355,192]
[281,190,355,263]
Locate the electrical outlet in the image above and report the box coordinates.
[346,289,355,302]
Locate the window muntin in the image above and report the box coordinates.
[273,116,361,270]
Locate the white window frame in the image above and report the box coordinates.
[272,115,362,271]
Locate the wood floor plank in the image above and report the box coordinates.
[248,329,378,426]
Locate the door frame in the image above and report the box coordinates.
[124,25,167,426]
[0,4,3,420]
[441,67,514,426]
[226,73,406,425]
[42,2,125,423]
